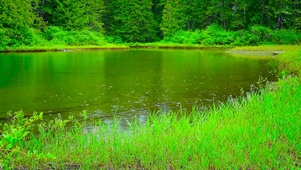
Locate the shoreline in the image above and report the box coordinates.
[1,44,300,53]
[0,45,130,53]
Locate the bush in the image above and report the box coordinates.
[43,26,107,46]
[105,35,123,44]
[249,25,274,44]
[161,24,301,46]
[21,28,46,46]
[271,29,300,45]
[0,111,44,168]
[73,30,106,45]
[166,30,205,44]
[0,28,10,49]
[201,24,237,45]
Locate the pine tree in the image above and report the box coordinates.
[0,0,43,46]
[106,0,157,42]
[229,0,249,30]
[41,0,104,31]
[160,0,191,36]
[0,0,42,29]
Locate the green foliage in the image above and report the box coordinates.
[163,30,205,44]
[163,24,301,46]
[0,111,44,168]
[277,50,301,77]
[271,29,301,45]
[160,0,187,36]
[1,0,301,49]
[41,0,105,32]
[201,24,237,45]
[249,25,274,44]
[43,26,106,46]
[0,0,43,30]
[105,0,157,43]
[105,35,123,44]
[0,0,45,48]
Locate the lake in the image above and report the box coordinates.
[0,49,277,125]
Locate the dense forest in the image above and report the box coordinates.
[1,0,301,49]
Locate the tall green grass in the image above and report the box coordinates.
[1,51,301,169]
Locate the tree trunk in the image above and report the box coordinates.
[222,0,227,29]
[293,0,297,27]
[187,20,190,30]
[260,0,266,26]
[276,0,283,29]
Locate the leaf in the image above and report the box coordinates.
[22,132,29,138]
[6,144,13,150]
[39,112,43,120]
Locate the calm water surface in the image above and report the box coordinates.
[0,50,276,125]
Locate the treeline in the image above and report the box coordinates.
[1,0,301,49]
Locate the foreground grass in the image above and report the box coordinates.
[1,50,301,169]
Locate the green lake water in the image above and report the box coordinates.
[0,49,277,125]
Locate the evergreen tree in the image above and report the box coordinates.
[106,0,157,42]
[152,0,165,38]
[228,0,249,30]
[293,0,301,30]
[0,0,43,46]
[273,0,293,29]
[1,0,301,47]
[41,0,105,31]
[191,0,215,29]
[160,0,191,36]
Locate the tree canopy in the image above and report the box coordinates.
[0,0,301,46]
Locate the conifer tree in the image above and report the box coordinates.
[0,0,43,46]
[41,0,105,31]
[160,0,189,36]
[106,0,157,42]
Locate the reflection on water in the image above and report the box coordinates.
[0,49,277,126]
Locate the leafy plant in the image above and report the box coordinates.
[0,111,44,168]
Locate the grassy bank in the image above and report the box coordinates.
[227,45,301,57]
[127,42,230,50]
[0,44,129,53]
[232,45,301,51]
[1,50,301,169]
[4,44,298,53]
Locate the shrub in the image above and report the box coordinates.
[0,28,10,49]
[21,28,46,46]
[0,111,44,168]
[168,30,205,44]
[271,29,300,45]
[72,30,106,46]
[105,35,123,44]
[43,26,107,46]
[201,24,237,45]
[249,25,274,44]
